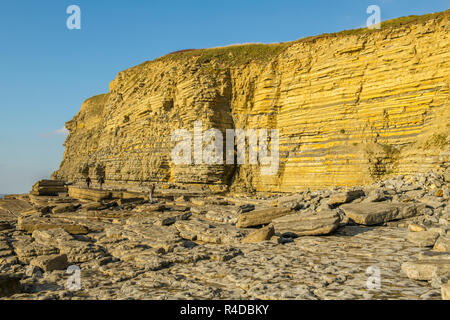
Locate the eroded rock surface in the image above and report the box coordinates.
[51,11,450,194]
[0,169,449,300]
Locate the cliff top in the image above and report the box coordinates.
[146,9,449,67]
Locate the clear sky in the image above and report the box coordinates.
[0,0,448,194]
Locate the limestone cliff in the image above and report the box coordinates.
[53,11,450,193]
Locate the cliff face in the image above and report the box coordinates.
[53,11,450,193]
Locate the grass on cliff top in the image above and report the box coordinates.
[154,42,292,66]
[290,10,449,46]
[151,9,448,66]
[329,10,448,37]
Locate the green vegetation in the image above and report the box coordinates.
[423,133,449,149]
[154,42,292,66]
[367,143,401,179]
[145,10,448,67]
[318,10,448,38]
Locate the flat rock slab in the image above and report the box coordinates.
[0,208,17,226]
[131,253,170,271]
[30,227,103,264]
[272,210,341,236]
[13,236,59,264]
[175,219,246,245]
[418,251,450,261]
[52,203,78,214]
[401,260,450,281]
[58,240,106,263]
[122,224,183,252]
[241,225,275,243]
[133,203,165,213]
[0,236,13,259]
[408,231,440,247]
[236,208,292,228]
[0,220,13,231]
[0,199,33,215]
[328,190,364,206]
[30,254,68,272]
[205,208,239,224]
[68,187,112,202]
[32,228,73,244]
[82,202,108,211]
[236,204,255,214]
[18,216,89,235]
[340,202,423,225]
[433,236,450,252]
[30,180,67,196]
[0,274,21,297]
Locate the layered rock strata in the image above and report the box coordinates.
[53,11,450,193]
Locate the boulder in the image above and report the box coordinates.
[30,180,67,196]
[32,228,73,244]
[408,231,440,247]
[25,265,43,278]
[241,225,275,243]
[401,260,450,281]
[68,186,111,202]
[0,274,21,297]
[364,189,387,202]
[340,202,424,225]
[30,254,68,272]
[272,210,340,236]
[328,190,364,206]
[13,238,59,264]
[434,236,450,252]
[236,207,292,228]
[271,194,303,208]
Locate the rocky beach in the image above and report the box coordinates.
[1,10,449,301]
[0,168,449,300]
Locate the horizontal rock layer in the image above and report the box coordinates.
[53,11,450,193]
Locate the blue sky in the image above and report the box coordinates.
[0,0,448,194]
